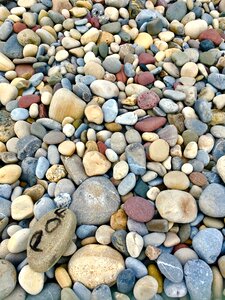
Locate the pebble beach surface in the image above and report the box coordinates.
[0,0,225,299]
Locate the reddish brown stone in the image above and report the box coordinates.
[18,95,41,108]
[13,22,27,33]
[52,0,72,12]
[189,172,208,187]
[89,17,100,29]
[135,72,155,86]
[124,196,155,222]
[156,0,168,7]
[138,52,156,64]
[15,65,35,80]
[97,141,107,155]
[32,25,41,32]
[137,90,160,110]
[173,244,189,253]
[135,117,167,132]
[116,65,127,83]
[39,104,48,118]
[199,29,222,46]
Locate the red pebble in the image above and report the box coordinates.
[137,90,160,110]
[19,95,41,109]
[89,17,100,29]
[39,104,48,118]
[32,25,41,32]
[116,65,127,83]
[199,29,222,46]
[135,117,167,132]
[97,141,107,155]
[135,72,155,86]
[138,52,156,64]
[13,22,27,33]
[173,244,189,253]
[124,196,155,222]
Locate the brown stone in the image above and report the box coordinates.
[52,0,72,12]
[110,209,127,230]
[189,172,208,187]
[13,22,27,33]
[15,65,34,79]
[135,117,167,132]
[138,52,156,64]
[124,196,155,222]
[199,29,222,46]
[18,95,40,108]
[135,72,155,86]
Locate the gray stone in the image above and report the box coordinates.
[101,22,121,34]
[0,199,11,217]
[35,156,50,179]
[159,98,179,113]
[102,99,118,122]
[54,179,75,197]
[125,257,148,279]
[102,57,122,73]
[54,193,71,208]
[0,259,17,300]
[0,21,13,41]
[115,112,138,125]
[164,279,187,298]
[112,230,129,256]
[21,157,38,186]
[27,208,77,273]
[73,282,91,300]
[47,145,60,165]
[125,143,146,175]
[36,118,62,130]
[118,173,136,196]
[91,284,112,300]
[110,132,127,155]
[70,176,120,225]
[11,108,29,121]
[30,122,47,140]
[157,253,183,283]
[61,288,79,300]
[192,228,223,264]
[17,135,42,160]
[166,1,187,21]
[199,183,225,217]
[61,155,88,185]
[158,125,178,147]
[3,34,23,59]
[194,99,212,123]
[26,283,61,300]
[147,18,164,36]
[184,119,208,136]
[4,285,26,300]
[208,73,225,90]
[34,196,56,220]
[0,184,12,199]
[184,259,213,300]
[163,89,186,101]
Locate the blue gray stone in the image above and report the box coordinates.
[124,63,135,77]
[76,225,97,239]
[166,1,187,21]
[91,285,112,300]
[0,184,12,199]
[157,253,183,283]
[17,135,42,160]
[125,257,148,278]
[127,218,148,236]
[0,20,13,41]
[117,268,136,294]
[195,150,210,166]
[21,157,38,186]
[47,145,60,165]
[212,138,225,160]
[184,119,208,136]
[112,230,129,256]
[26,283,61,300]
[199,183,225,218]
[189,159,204,172]
[0,199,11,217]
[194,99,212,123]
[11,108,29,121]
[34,196,56,220]
[118,173,136,196]
[125,143,146,175]
[29,73,44,87]
[73,82,92,102]
[73,282,91,300]
[3,34,23,59]
[102,57,122,73]
[35,156,50,179]
[208,73,225,90]
[36,118,62,130]
[192,228,223,264]
[184,259,213,300]
[159,98,178,113]
[102,99,118,122]
[164,279,187,298]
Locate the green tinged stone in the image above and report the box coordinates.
[134,178,149,197]
[99,42,108,58]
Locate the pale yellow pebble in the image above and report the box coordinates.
[10,7,26,16]
[63,241,77,257]
[164,232,180,247]
[4,71,17,81]
[41,91,52,105]
[181,62,198,78]
[70,29,81,40]
[113,161,129,180]
[182,107,198,119]
[0,165,21,184]
[119,8,129,19]
[158,31,175,42]
[104,7,119,21]
[84,104,103,124]
[62,117,74,126]
[165,48,181,58]
[177,135,183,145]
[147,187,160,201]
[55,50,69,62]
[0,6,10,22]
[7,15,21,22]
[142,132,159,142]
[162,156,172,170]
[29,103,39,118]
[58,141,76,156]
[170,145,182,157]
[83,151,111,176]
[46,165,67,182]
[63,124,75,137]
[76,141,85,157]
[197,63,208,78]
[203,217,224,229]
[0,53,15,72]
[55,267,72,288]
[149,139,169,162]
[155,51,165,62]
[95,225,115,245]
[212,266,223,300]
[154,40,168,51]
[18,0,37,8]
[0,142,6,152]
[134,32,153,49]
[80,27,100,45]
[213,19,219,29]
[19,265,44,295]
[181,163,193,174]
[213,94,225,109]
[184,19,208,39]
[154,80,165,89]
[7,228,31,253]
[7,225,22,237]
[11,195,34,221]
[183,141,198,159]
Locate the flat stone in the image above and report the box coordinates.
[135,117,167,132]
[11,195,33,221]
[199,183,225,218]
[184,119,208,136]
[68,245,125,289]
[0,260,17,299]
[163,171,190,190]
[156,190,197,223]
[70,176,120,225]
[157,253,183,283]
[18,265,44,296]
[16,135,42,160]
[0,165,21,184]
[17,29,41,46]
[133,276,158,300]
[61,155,88,185]
[192,228,223,264]
[208,73,225,90]
[117,268,136,294]
[3,34,23,59]
[124,196,154,222]
[90,80,119,99]
[27,208,77,272]
[184,259,213,300]
[125,143,146,175]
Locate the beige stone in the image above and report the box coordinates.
[68,244,125,289]
[46,165,67,182]
[83,151,111,176]
[17,29,41,46]
[184,20,208,39]
[113,161,129,180]
[95,225,115,245]
[149,139,170,162]
[18,265,44,295]
[133,276,158,300]
[7,228,30,253]
[84,61,105,79]
[49,88,86,123]
[0,83,18,105]
[163,171,190,190]
[0,52,15,71]
[134,33,153,49]
[181,62,198,78]
[11,195,34,221]
[156,190,197,223]
[84,104,104,124]
[55,267,72,288]
[0,165,21,184]
[81,28,100,45]
[58,141,76,156]
[217,155,225,183]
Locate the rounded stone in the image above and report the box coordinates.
[70,176,120,225]
[124,196,155,223]
[156,190,197,223]
[137,91,160,110]
[133,276,158,300]
[174,248,198,265]
[163,171,190,190]
[27,208,77,273]
[95,225,115,245]
[184,20,208,39]
[117,268,136,294]
[0,259,17,299]
[17,29,41,46]
[164,279,187,298]
[217,155,225,183]
[199,183,225,218]
[134,33,153,49]
[126,232,143,258]
[11,195,33,221]
[68,244,125,289]
[149,139,169,162]
[0,165,21,184]
[157,253,183,283]
[18,265,44,295]
[83,151,111,176]
[90,80,119,99]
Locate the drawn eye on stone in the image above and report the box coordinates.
[29,230,43,252]
[45,217,61,233]
[55,208,67,218]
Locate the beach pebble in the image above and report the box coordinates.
[157,253,183,283]
[18,265,44,295]
[133,276,158,300]
[0,259,17,299]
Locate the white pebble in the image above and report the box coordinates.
[19,265,44,295]
[147,187,160,201]
[181,163,193,174]
[29,103,39,118]
[63,123,75,137]
[105,148,118,162]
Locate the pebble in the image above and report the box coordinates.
[68,245,125,289]
[156,190,197,223]
[27,208,77,272]
[0,165,21,184]
[125,143,146,175]
[125,257,148,279]
[117,268,136,293]
[70,176,120,225]
[192,228,223,264]
[157,253,183,283]
[149,139,169,162]
[91,285,112,300]
[11,195,33,221]
[184,259,213,300]
[133,276,158,300]
[124,196,154,222]
[18,265,44,295]
[0,259,17,299]
[126,231,143,258]
[90,80,119,99]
